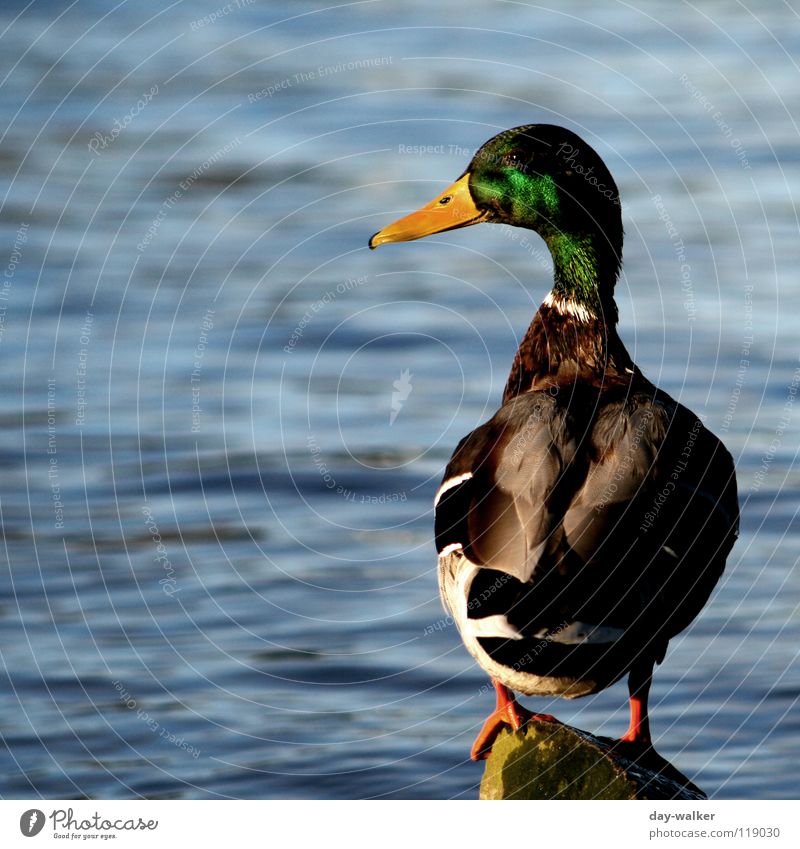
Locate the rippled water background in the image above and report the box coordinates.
[0,1,798,800]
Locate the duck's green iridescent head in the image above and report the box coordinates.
[370,124,623,288]
[468,125,621,243]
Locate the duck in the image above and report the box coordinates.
[369,124,739,761]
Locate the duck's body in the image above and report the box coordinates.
[370,124,738,759]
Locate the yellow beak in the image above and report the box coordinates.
[369,173,489,249]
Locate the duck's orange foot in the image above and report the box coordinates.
[616,664,653,749]
[470,680,560,761]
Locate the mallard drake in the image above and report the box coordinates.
[370,124,738,760]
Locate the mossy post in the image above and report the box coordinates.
[480,720,706,800]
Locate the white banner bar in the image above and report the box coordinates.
[0,799,796,848]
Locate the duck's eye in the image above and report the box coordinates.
[439,196,452,205]
[503,150,524,167]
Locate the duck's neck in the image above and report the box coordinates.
[503,232,632,403]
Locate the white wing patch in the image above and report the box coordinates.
[434,472,473,507]
[465,614,525,640]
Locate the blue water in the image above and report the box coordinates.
[0,0,798,799]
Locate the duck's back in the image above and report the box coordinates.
[435,381,738,697]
